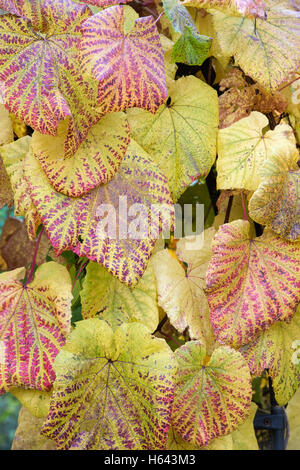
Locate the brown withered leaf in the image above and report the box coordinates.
[0,218,50,271]
[219,68,287,129]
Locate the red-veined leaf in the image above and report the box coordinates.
[171,341,252,446]
[0,262,72,393]
[206,219,300,348]
[24,140,174,287]
[0,0,103,157]
[41,319,176,449]
[80,5,168,114]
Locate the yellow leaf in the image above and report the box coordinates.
[11,406,56,450]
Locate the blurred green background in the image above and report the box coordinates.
[0,206,21,450]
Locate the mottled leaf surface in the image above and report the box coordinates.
[152,230,215,352]
[0,102,14,209]
[41,319,176,450]
[206,220,300,348]
[32,113,130,197]
[249,145,300,241]
[81,261,159,332]
[0,136,41,239]
[80,5,167,114]
[127,76,218,201]
[240,305,300,406]
[0,0,103,157]
[217,112,296,191]
[211,0,300,91]
[10,387,52,418]
[24,140,174,287]
[172,341,252,446]
[286,387,300,450]
[0,262,72,393]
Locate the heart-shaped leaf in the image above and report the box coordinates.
[0,0,103,157]
[24,140,174,287]
[0,262,72,393]
[80,5,167,114]
[171,341,252,446]
[211,0,300,92]
[206,220,300,348]
[127,76,218,201]
[41,319,176,449]
[217,112,296,191]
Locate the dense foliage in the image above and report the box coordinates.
[0,0,299,451]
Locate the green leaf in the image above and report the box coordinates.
[41,319,177,449]
[171,26,211,65]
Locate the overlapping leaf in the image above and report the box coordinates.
[248,145,300,241]
[41,319,176,450]
[81,261,159,332]
[24,140,174,287]
[240,305,300,406]
[127,76,218,201]
[211,0,300,92]
[152,228,216,352]
[0,262,72,393]
[0,0,104,157]
[182,0,267,19]
[10,387,52,418]
[286,387,300,450]
[0,101,14,209]
[31,113,130,197]
[217,112,296,191]
[0,136,41,239]
[162,0,211,65]
[80,5,167,114]
[171,341,252,446]
[206,220,300,348]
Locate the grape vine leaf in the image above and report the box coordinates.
[24,140,174,287]
[162,0,212,65]
[12,406,57,450]
[80,5,167,114]
[0,136,41,239]
[81,260,159,332]
[240,304,300,406]
[127,75,219,202]
[74,0,130,6]
[217,112,296,191]
[0,103,14,209]
[0,0,103,157]
[10,387,52,418]
[248,145,300,241]
[152,229,216,352]
[0,137,41,238]
[182,0,267,19]
[211,0,300,92]
[41,319,177,450]
[206,219,300,348]
[31,113,130,197]
[171,341,252,447]
[167,426,234,449]
[0,262,72,393]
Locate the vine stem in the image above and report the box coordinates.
[240,192,248,221]
[154,11,164,24]
[278,74,300,92]
[24,226,44,286]
[224,195,233,224]
[72,260,89,292]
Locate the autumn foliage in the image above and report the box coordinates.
[0,0,299,451]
